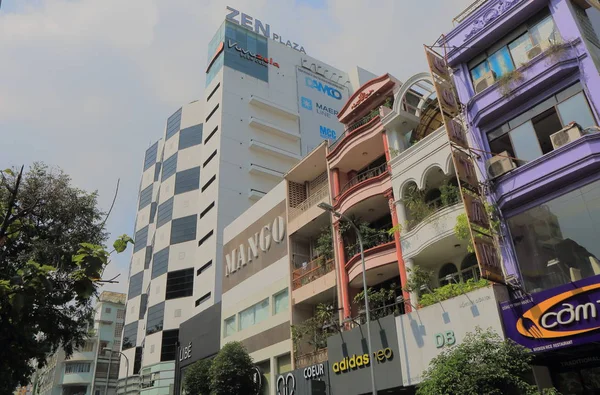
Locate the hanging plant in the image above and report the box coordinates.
[497,69,524,98]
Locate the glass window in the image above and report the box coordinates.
[122,322,138,350]
[461,254,480,282]
[509,121,543,162]
[438,263,458,286]
[239,299,270,330]
[530,15,560,51]
[508,179,600,293]
[488,46,515,79]
[557,92,596,130]
[170,215,197,245]
[65,363,91,374]
[489,134,515,158]
[273,289,289,315]
[224,316,236,338]
[470,61,491,83]
[509,34,534,68]
[532,108,563,154]
[146,302,165,335]
[160,330,179,362]
[165,269,194,300]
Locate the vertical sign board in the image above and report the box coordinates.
[296,67,349,155]
[425,46,505,284]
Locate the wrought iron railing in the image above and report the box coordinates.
[345,232,394,262]
[288,184,329,221]
[329,113,380,149]
[295,348,328,369]
[338,162,388,197]
[292,257,335,290]
[453,0,489,24]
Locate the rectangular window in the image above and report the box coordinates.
[133,226,149,253]
[122,322,138,350]
[508,33,533,69]
[65,363,91,374]
[204,126,219,145]
[175,167,201,195]
[224,316,236,338]
[146,302,165,335]
[105,307,112,314]
[206,104,219,123]
[556,92,596,130]
[138,185,153,210]
[152,247,169,279]
[162,153,178,181]
[239,299,269,331]
[200,202,215,219]
[165,269,194,300]
[195,292,211,307]
[149,202,157,224]
[201,175,216,192]
[273,289,289,315]
[134,347,143,375]
[144,247,153,270]
[154,162,162,182]
[170,215,197,245]
[144,142,159,171]
[117,309,125,319]
[488,46,515,80]
[161,330,179,362]
[139,293,148,320]
[156,198,174,228]
[179,124,203,150]
[114,322,124,338]
[203,150,218,168]
[207,82,220,102]
[197,260,212,276]
[508,179,600,293]
[166,108,182,141]
[128,272,144,299]
[198,230,213,247]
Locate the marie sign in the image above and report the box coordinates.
[501,274,600,352]
[225,216,285,276]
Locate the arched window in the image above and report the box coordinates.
[461,254,480,282]
[425,188,442,209]
[438,263,459,286]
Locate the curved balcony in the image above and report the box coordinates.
[327,115,384,170]
[334,163,391,214]
[346,241,398,287]
[401,203,465,260]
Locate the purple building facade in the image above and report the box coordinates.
[444,0,600,391]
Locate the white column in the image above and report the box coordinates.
[270,356,276,395]
[395,199,408,231]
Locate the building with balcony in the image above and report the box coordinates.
[33,292,126,395]
[442,0,600,391]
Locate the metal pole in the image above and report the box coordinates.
[342,214,377,395]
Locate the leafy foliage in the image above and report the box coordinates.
[403,184,434,229]
[292,303,335,356]
[419,279,490,308]
[404,265,434,294]
[417,328,559,395]
[315,226,334,260]
[184,358,213,395]
[439,180,460,207]
[497,69,525,98]
[354,283,399,320]
[454,195,500,253]
[210,342,259,395]
[338,215,391,258]
[0,164,132,391]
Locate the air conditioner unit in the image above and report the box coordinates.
[527,45,543,60]
[474,70,495,94]
[550,123,584,149]
[486,151,516,178]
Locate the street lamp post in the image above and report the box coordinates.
[104,348,129,395]
[318,202,377,395]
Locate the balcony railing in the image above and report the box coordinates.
[295,348,328,369]
[292,257,335,290]
[338,162,388,198]
[345,232,394,262]
[288,184,329,221]
[453,0,488,24]
[329,113,381,150]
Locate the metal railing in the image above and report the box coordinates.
[292,257,335,290]
[453,0,489,24]
[338,162,388,197]
[329,113,380,150]
[345,233,394,262]
[295,348,328,369]
[288,184,330,221]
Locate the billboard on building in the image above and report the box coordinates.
[296,67,349,155]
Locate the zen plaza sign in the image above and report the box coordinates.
[226,6,307,53]
[225,216,285,276]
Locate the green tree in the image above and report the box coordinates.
[0,164,132,391]
[184,358,213,395]
[417,328,559,395]
[210,342,259,395]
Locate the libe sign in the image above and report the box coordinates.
[226,6,306,54]
[225,216,285,276]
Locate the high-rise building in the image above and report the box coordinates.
[120,8,376,394]
[33,292,126,395]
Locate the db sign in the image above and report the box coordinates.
[435,331,456,348]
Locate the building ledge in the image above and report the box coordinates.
[249,163,284,179]
[494,133,600,212]
[249,139,302,161]
[249,117,301,141]
[248,189,266,201]
[249,95,299,119]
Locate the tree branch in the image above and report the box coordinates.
[0,166,25,239]
[100,178,119,229]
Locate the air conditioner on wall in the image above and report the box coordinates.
[550,123,584,149]
[486,151,516,178]
[474,70,496,94]
[527,45,543,60]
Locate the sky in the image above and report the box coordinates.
[0,0,475,294]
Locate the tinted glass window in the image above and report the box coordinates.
[161,330,179,362]
[122,322,138,350]
[170,215,197,245]
[175,167,201,195]
[156,198,174,228]
[133,347,143,374]
[144,247,153,270]
[154,162,162,181]
[149,202,157,224]
[138,185,153,210]
[162,153,178,181]
[143,142,159,171]
[179,124,203,150]
[128,271,143,299]
[139,293,148,320]
[146,302,165,335]
[166,108,182,141]
[165,269,194,300]
[152,247,169,279]
[133,226,149,253]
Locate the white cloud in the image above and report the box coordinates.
[0,0,475,294]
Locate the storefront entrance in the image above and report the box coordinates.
[543,346,600,395]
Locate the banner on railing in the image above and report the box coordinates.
[424,45,505,285]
